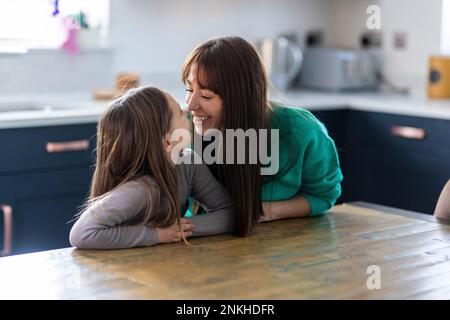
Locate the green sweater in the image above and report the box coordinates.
[262,105,343,216]
[185,105,343,217]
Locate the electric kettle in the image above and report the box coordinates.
[255,36,303,90]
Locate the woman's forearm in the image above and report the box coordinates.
[262,196,311,221]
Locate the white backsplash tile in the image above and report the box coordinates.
[0,48,113,95]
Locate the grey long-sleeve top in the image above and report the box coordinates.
[69,156,233,249]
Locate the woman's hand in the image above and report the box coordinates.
[156,218,195,243]
[259,202,274,223]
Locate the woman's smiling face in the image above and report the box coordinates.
[185,66,223,135]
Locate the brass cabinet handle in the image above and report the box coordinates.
[1,205,13,257]
[46,139,89,153]
[390,126,426,140]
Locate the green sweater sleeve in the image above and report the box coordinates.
[262,106,343,216]
[297,119,343,216]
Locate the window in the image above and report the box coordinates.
[0,0,109,53]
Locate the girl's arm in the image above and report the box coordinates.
[180,160,234,236]
[69,180,192,249]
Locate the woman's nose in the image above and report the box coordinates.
[186,95,199,111]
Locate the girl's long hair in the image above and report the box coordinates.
[182,36,270,237]
[86,86,180,228]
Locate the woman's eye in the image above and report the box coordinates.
[201,96,211,100]
[185,88,193,93]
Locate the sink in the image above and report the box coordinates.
[0,103,51,113]
[0,100,106,114]
[0,102,92,113]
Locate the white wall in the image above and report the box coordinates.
[329,0,443,94]
[0,0,332,95]
[0,0,444,95]
[440,0,450,54]
[108,0,333,86]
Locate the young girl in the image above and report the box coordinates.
[69,86,233,249]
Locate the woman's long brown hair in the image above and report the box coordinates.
[182,36,269,237]
[86,86,180,229]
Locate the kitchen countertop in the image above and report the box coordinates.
[276,89,450,120]
[0,93,108,129]
[1,202,449,299]
[1,88,450,129]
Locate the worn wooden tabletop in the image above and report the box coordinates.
[1,202,450,299]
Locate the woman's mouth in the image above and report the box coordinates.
[192,115,211,123]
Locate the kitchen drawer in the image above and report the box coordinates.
[348,111,450,156]
[0,123,97,174]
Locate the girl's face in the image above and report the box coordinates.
[185,68,223,135]
[164,92,191,152]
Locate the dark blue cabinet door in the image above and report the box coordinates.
[0,123,97,256]
[312,109,348,203]
[0,166,93,256]
[347,110,450,214]
[354,147,450,214]
[312,109,450,213]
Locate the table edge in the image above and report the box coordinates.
[348,201,450,225]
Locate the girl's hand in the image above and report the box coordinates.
[156,218,195,243]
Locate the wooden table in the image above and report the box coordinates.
[1,202,450,299]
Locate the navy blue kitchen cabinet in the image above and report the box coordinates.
[347,110,450,214]
[316,109,450,214]
[312,109,348,203]
[0,168,93,255]
[352,147,449,214]
[0,123,97,256]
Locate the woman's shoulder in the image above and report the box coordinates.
[270,103,330,141]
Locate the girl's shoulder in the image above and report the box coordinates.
[104,175,157,201]
[175,149,205,178]
[80,176,155,222]
[179,148,203,163]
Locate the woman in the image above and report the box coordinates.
[183,36,343,237]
